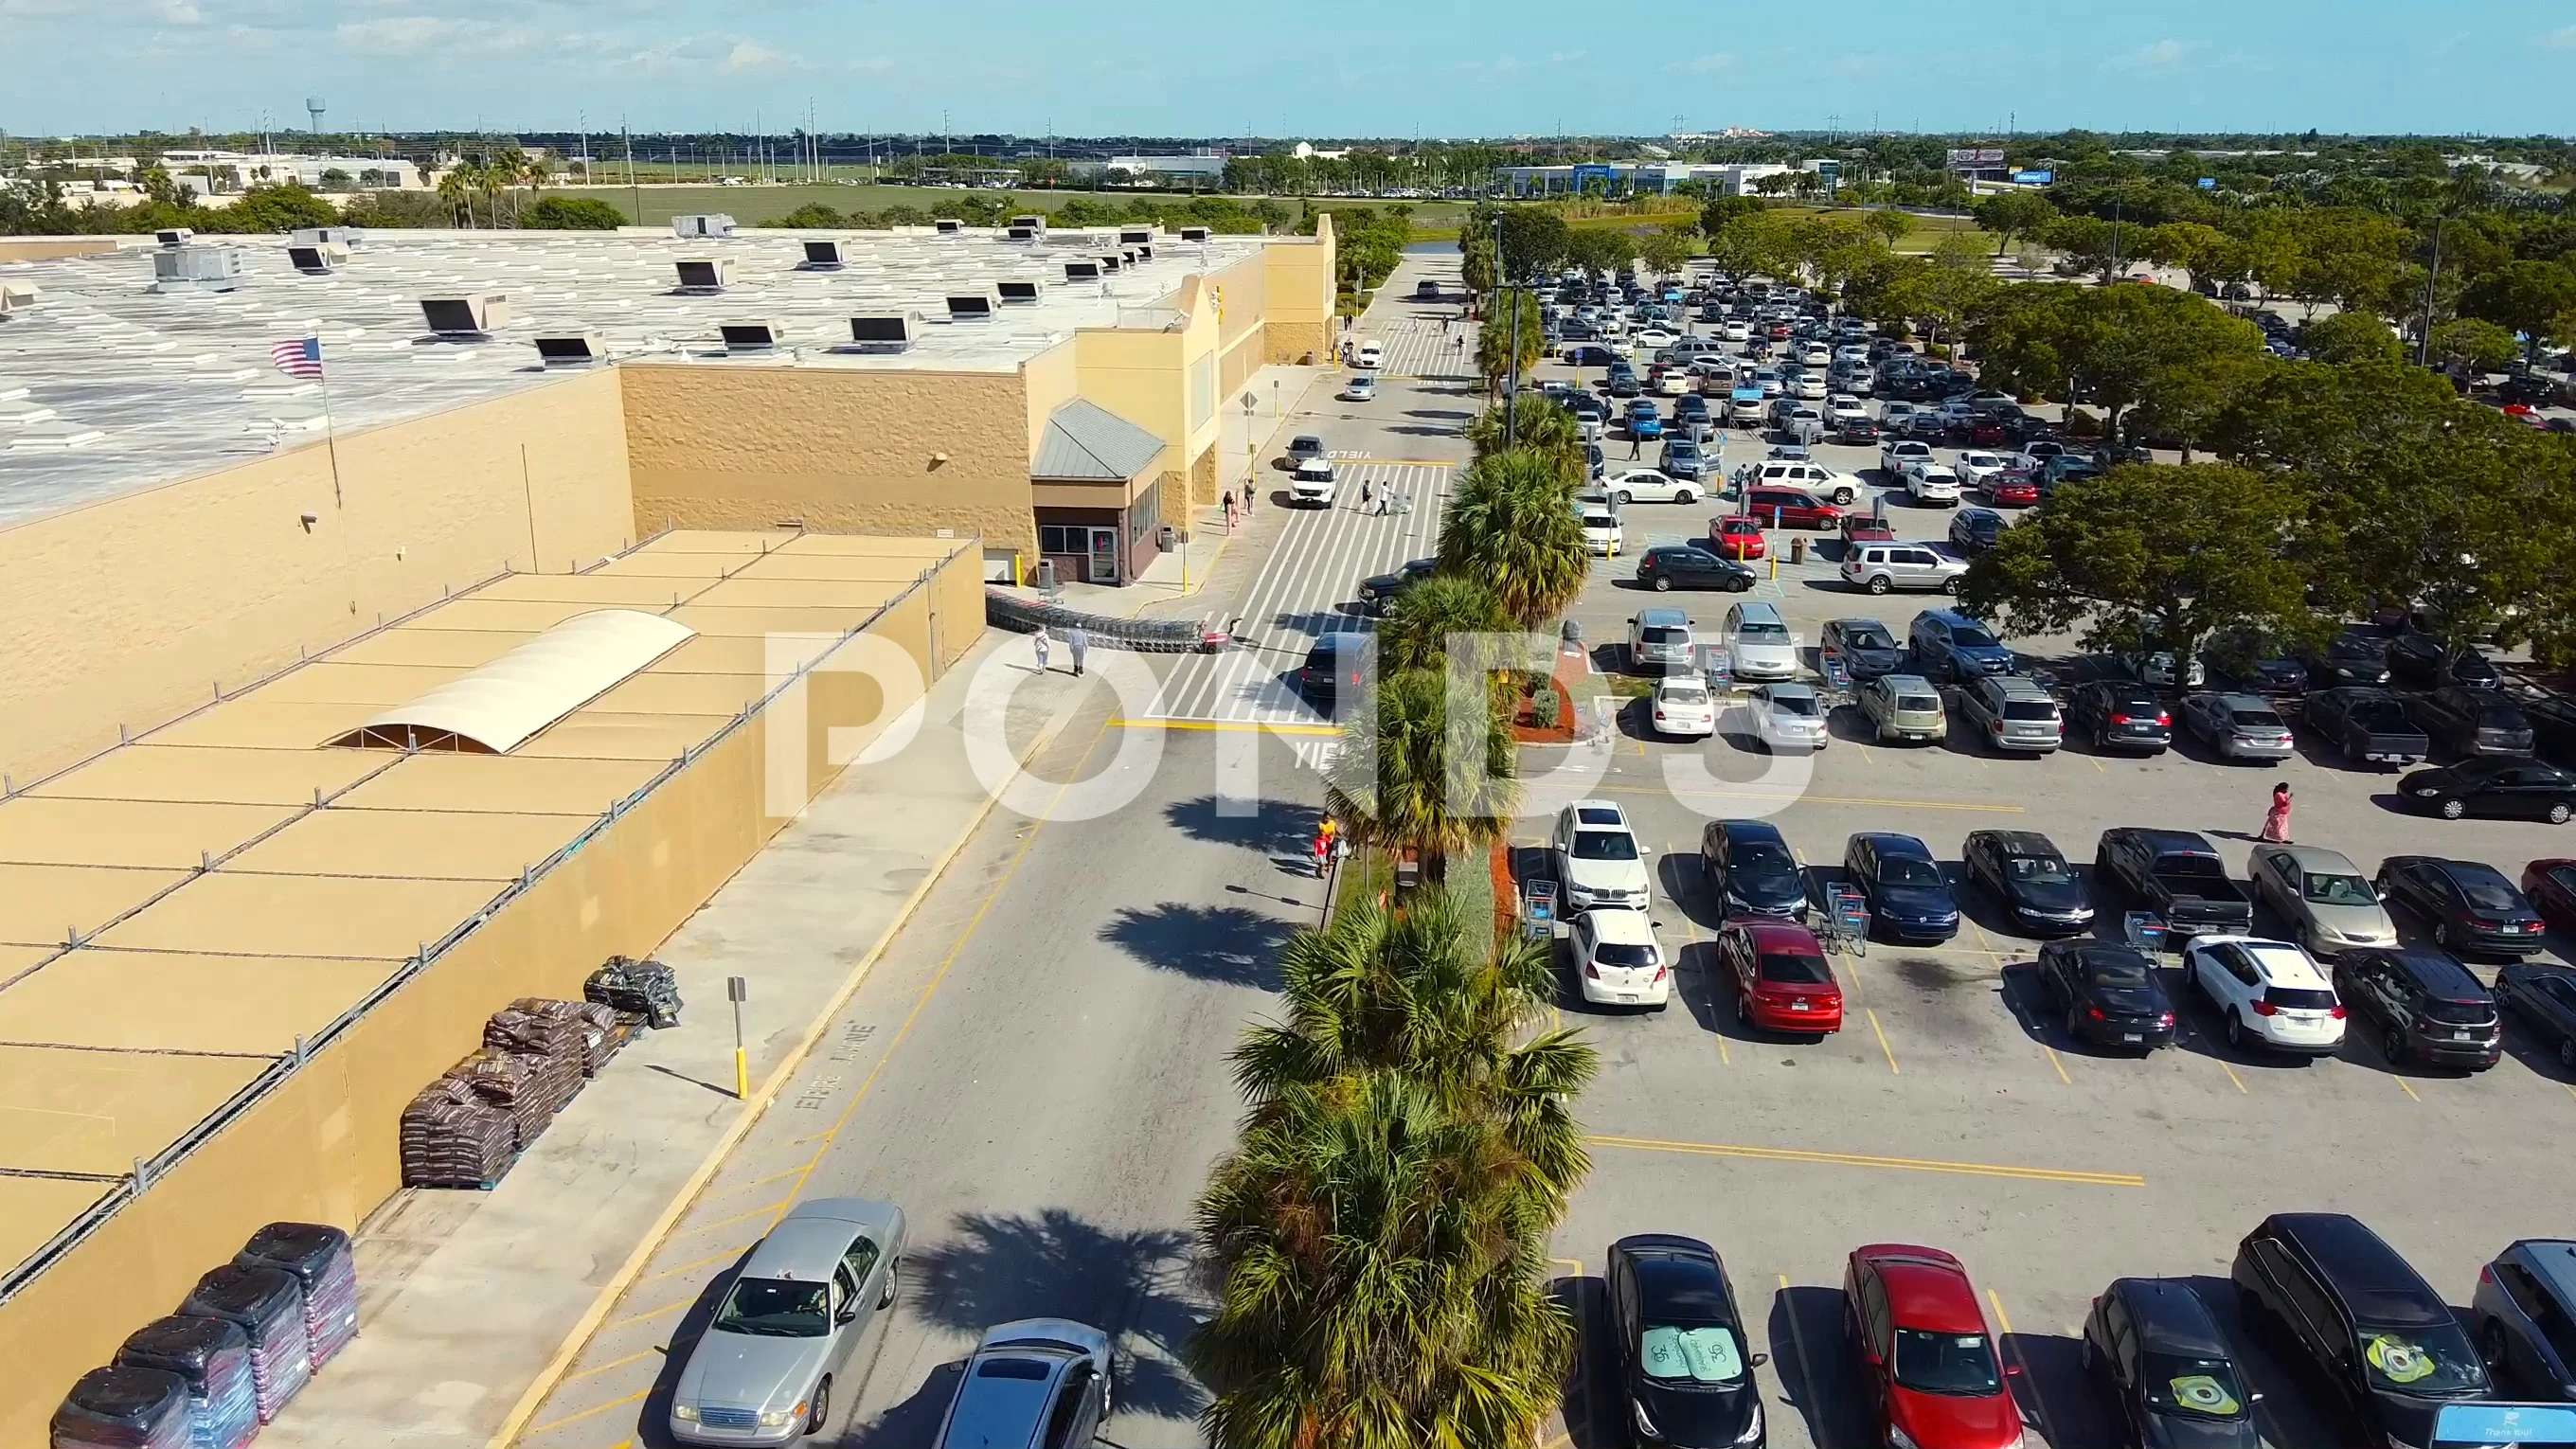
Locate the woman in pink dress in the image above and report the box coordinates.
[2260,781,2293,843]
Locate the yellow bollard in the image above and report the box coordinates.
[734,1046,749,1099]
[1770,552,1780,581]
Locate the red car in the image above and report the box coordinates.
[1719,919,1843,1035]
[1983,474,2040,508]
[1767,322,1793,340]
[2521,859,2576,936]
[1845,1244,2025,1449]
[1712,516,1767,560]
[1743,487,1842,530]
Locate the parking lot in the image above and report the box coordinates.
[1514,284,2576,1449]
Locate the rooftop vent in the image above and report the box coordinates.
[718,320,787,354]
[1120,247,1138,265]
[1097,255,1123,274]
[934,219,964,236]
[420,292,511,337]
[995,279,1042,305]
[798,240,849,270]
[1135,243,1154,262]
[671,213,737,239]
[1178,226,1210,242]
[1005,226,1037,243]
[0,282,37,317]
[673,258,730,293]
[1010,215,1046,232]
[286,242,349,276]
[1118,228,1154,245]
[945,292,997,322]
[533,332,608,367]
[845,313,919,352]
[150,245,245,294]
[155,228,195,248]
[290,226,362,249]
[1064,260,1101,283]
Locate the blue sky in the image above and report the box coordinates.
[3,0,2571,139]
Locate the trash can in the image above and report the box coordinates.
[1791,535,1808,564]
[1158,525,1180,550]
[1034,559,1058,592]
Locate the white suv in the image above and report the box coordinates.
[1553,800,1653,911]
[1905,463,1963,506]
[2182,936,2348,1058]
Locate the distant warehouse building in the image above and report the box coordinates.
[1494,161,1800,197]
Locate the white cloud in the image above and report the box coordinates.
[336,14,457,52]
[1673,51,1734,73]
[2545,25,2576,48]
[2128,38,2192,67]
[155,0,203,22]
[722,38,804,72]
[846,54,892,72]
[1547,47,1585,64]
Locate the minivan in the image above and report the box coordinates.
[1843,544,1967,596]
[1722,601,1798,682]
[1908,610,2012,683]
[2232,1213,2490,1449]
[1628,608,1695,672]
[1857,674,1947,744]
[1958,675,2063,753]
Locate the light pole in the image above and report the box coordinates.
[1494,212,1518,448]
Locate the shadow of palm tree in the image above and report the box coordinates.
[1164,796,1323,860]
[901,1208,1207,1424]
[1099,903,1294,988]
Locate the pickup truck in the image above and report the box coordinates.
[2092,827,2256,938]
[2301,687,2429,769]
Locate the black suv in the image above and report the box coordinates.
[2471,1239,2576,1400]
[1298,634,1374,712]
[2330,948,2502,1070]
[2067,679,2173,754]
[2232,1213,2491,1449]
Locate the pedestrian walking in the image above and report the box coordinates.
[1066,626,1089,678]
[1313,816,1339,878]
[1032,630,1051,672]
[1358,478,1373,512]
[1630,433,1643,459]
[1223,490,1236,529]
[2260,781,2294,843]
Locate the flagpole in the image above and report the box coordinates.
[316,335,343,510]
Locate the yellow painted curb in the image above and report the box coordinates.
[487,671,1084,1449]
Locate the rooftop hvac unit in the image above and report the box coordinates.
[1005,226,1037,243]
[1098,255,1123,274]
[798,240,848,270]
[286,242,349,275]
[671,213,737,239]
[533,332,608,366]
[0,282,39,317]
[846,313,919,352]
[1118,228,1154,244]
[934,219,965,236]
[1010,215,1046,232]
[1135,243,1154,262]
[945,292,997,322]
[149,244,245,294]
[1178,226,1210,242]
[290,226,362,249]
[155,228,195,248]
[1120,247,1138,265]
[420,292,511,336]
[995,279,1042,305]
[719,321,788,354]
[1064,260,1101,283]
[673,258,731,293]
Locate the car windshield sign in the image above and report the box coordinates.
[1642,1323,1748,1386]
[1892,1328,2002,1396]
[712,1278,831,1338]
[2360,1323,2485,1395]
[2431,1403,2576,1448]
[2141,1353,2248,1419]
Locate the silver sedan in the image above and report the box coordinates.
[2247,843,2399,957]
[2181,691,2295,761]
[670,1197,905,1444]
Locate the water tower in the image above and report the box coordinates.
[305,97,325,133]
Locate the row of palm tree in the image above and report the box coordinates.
[434,147,549,228]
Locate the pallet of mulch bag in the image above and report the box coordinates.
[51,1365,193,1449]
[503,996,633,1075]
[584,954,682,1029]
[176,1263,311,1423]
[400,1077,517,1189]
[236,1221,360,1371]
[447,1045,581,1146]
[115,1316,259,1449]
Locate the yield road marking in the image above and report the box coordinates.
[1589,1135,2146,1187]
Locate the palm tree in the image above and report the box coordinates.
[1325,668,1518,889]
[1191,1072,1582,1449]
[1475,287,1547,397]
[1378,574,1512,676]
[436,163,476,227]
[1437,448,1589,631]
[1464,394,1585,487]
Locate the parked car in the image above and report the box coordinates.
[671,1197,905,1444]
[1605,1235,1769,1447]
[1723,600,1798,681]
[1355,557,1436,615]
[1719,918,1843,1036]
[1843,1244,2021,1449]
[1857,674,1947,744]
[2231,1213,2489,1449]
[2303,632,2393,688]
[1981,474,2041,508]
[1947,508,2004,554]
[2182,935,2347,1056]
[2374,855,2547,957]
[2094,828,2256,938]
[1738,488,1843,530]
[2066,679,2172,755]
[1962,830,2094,936]
[1604,466,1701,505]
[2120,651,2205,690]
[2523,857,2576,936]
[1817,617,1903,680]
[1637,544,1756,593]
[1568,905,1672,1009]
[1905,463,1964,507]
[2406,687,2535,757]
[1748,682,1829,752]
[2332,947,2502,1070]
[2246,844,2398,957]
[2494,964,2576,1072]
[1908,610,2013,683]
[1290,456,1337,505]
[2303,688,2429,769]
[2469,1238,2576,1401]
[1702,819,1810,922]
[1660,438,1708,485]
[2179,691,2297,762]
[1554,800,1652,911]
[2035,939,2176,1049]
[2081,1277,2262,1449]
[1957,674,2064,754]
[1880,438,1935,478]
[929,1319,1114,1449]
[1710,515,1766,561]
[1845,832,1961,944]
[1651,676,1719,739]
[2397,756,2576,822]
[2388,634,2501,689]
[1629,607,1697,671]
[1842,542,1968,596]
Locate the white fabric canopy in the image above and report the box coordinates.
[328,608,695,753]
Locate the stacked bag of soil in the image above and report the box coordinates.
[584,955,682,1029]
[113,1317,259,1449]
[400,1075,516,1188]
[50,1366,193,1449]
[505,996,635,1076]
[449,1044,581,1145]
[236,1221,360,1370]
[176,1264,311,1422]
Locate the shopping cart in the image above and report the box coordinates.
[1819,885,1869,958]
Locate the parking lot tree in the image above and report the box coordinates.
[1974,190,2058,257]
[2430,317,2521,373]
[2297,310,2405,366]
[2132,349,2272,463]
[2284,209,2413,316]
[1697,193,1765,242]
[1465,395,1584,485]
[1972,282,2264,443]
[1960,462,2317,664]
[1563,227,1634,280]
[1637,221,1696,279]
[2040,214,2122,281]
[2139,221,2244,291]
[2460,259,2576,362]
[1324,666,1521,890]
[1491,206,1571,280]
[1381,575,1514,677]
[1458,227,1498,297]
[1438,449,1588,631]
[1476,289,1548,397]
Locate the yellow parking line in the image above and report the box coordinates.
[690,1165,814,1203]
[1987,1288,2016,1334]
[2218,1058,2249,1094]
[1589,1136,2146,1187]
[2090,754,2105,774]
[2041,1043,2072,1084]
[600,1293,695,1330]
[559,1347,661,1386]
[2395,1076,2422,1101]
[627,1244,758,1293]
[1869,1008,1900,1074]
[523,1390,647,1439]
[670,1202,785,1243]
[1113,718,1343,736]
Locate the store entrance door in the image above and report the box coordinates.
[1086,527,1120,584]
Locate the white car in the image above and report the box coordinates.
[1580,506,1623,555]
[1721,321,1750,342]
[1633,328,1680,349]
[2181,935,2348,1058]
[1568,906,1672,1009]
[1793,374,1828,401]
[1650,676,1718,738]
[1798,343,1832,367]
[1905,463,1963,505]
[1725,599,1799,682]
[1290,457,1337,506]
[1553,800,1653,911]
[1353,339,1384,368]
[2120,651,2205,689]
[1750,682,1830,752]
[1826,395,1869,426]
[1784,406,1827,445]
[1751,369,1783,397]
[1880,401,1920,431]
[1954,450,2011,487]
[1881,438,1934,477]
[1340,375,1378,402]
[1655,369,1693,398]
[1601,467,1698,505]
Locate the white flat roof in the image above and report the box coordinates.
[0,226,1268,528]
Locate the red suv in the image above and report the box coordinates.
[1845,1244,2025,1449]
[1744,488,1842,530]
[1720,919,1843,1035]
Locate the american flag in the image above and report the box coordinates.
[270,336,324,379]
